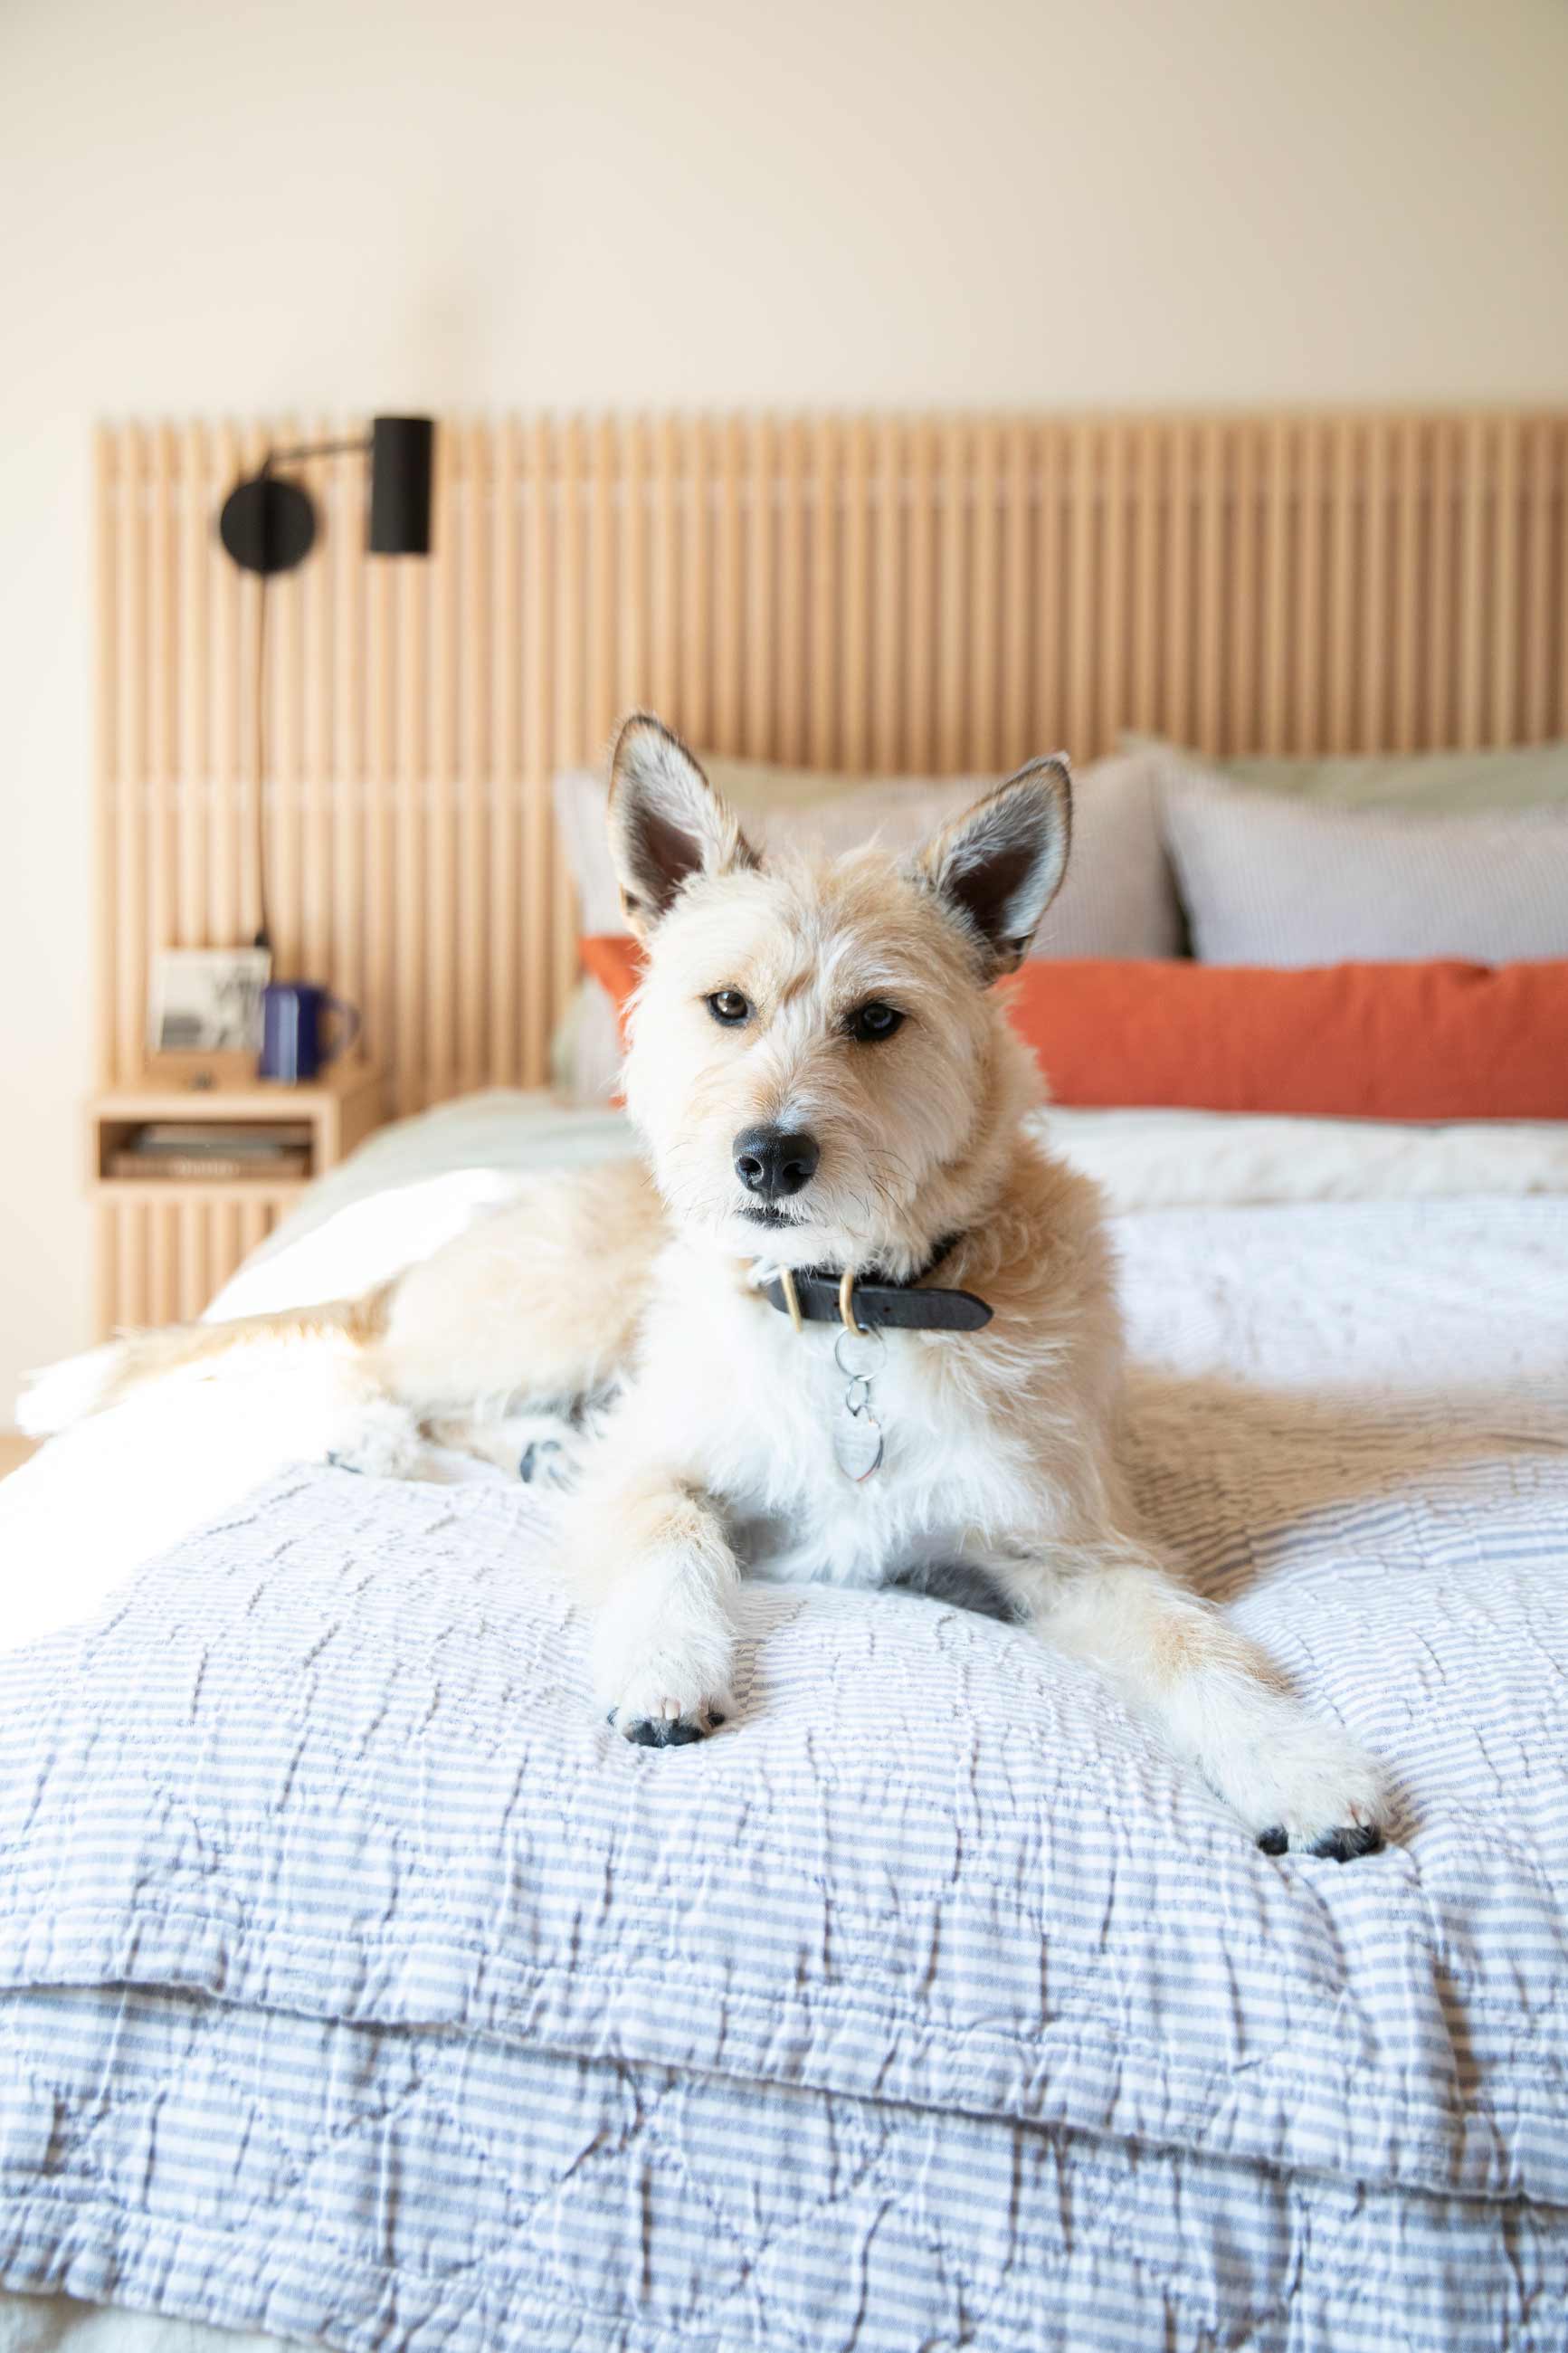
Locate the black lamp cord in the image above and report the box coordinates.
[252,526,271,954]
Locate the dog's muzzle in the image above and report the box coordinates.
[733,1124,820,1202]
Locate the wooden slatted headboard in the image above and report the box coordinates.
[94,409,1568,1323]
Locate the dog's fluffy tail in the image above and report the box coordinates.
[17,1292,390,1439]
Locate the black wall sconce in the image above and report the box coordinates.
[214,415,435,976]
[219,415,435,576]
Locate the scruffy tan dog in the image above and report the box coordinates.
[28,715,1385,1859]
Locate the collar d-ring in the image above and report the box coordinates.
[838,1268,866,1334]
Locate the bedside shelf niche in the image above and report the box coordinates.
[89,1062,385,1334]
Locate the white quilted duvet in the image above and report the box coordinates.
[1,1099,1565,2352]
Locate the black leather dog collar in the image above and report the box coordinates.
[759,1236,993,1335]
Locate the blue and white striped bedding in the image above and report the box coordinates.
[1,1184,1566,2349]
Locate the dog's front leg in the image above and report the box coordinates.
[1015,1540,1388,1860]
[567,1468,738,1748]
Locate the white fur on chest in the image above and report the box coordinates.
[613,1245,1038,1590]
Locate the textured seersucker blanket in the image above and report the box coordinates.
[1,1197,1566,2350]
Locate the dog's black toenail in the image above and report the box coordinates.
[1258,1826,1288,1854]
[707,1710,726,1729]
[1310,1822,1385,1863]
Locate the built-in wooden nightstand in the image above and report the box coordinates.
[89,1062,385,1335]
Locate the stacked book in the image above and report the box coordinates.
[110,1124,313,1183]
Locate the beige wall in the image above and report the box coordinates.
[2,0,1566,1411]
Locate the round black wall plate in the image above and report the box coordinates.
[218,475,318,576]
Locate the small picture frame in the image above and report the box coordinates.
[147,947,271,1057]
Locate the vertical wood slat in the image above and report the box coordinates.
[1099,421,1133,753]
[553,423,586,1018]
[176,423,209,949]
[1162,421,1192,750]
[1490,414,1520,748]
[115,423,147,1082]
[1228,420,1260,758]
[936,418,966,773]
[1392,416,1423,753]
[96,1203,120,1336]
[968,419,1000,776]
[521,415,554,1088]
[1001,420,1032,770]
[1063,418,1096,759]
[1127,421,1158,741]
[905,422,936,771]
[427,415,461,1107]
[1261,418,1292,755]
[651,417,679,725]
[842,417,872,775]
[1326,416,1357,755]
[1522,417,1554,743]
[871,416,904,773]
[1426,417,1459,749]
[1293,419,1325,755]
[1459,413,1487,751]
[147,426,177,996]
[95,429,119,1082]
[712,417,744,758]
[95,405,1568,1328]
[366,551,396,1101]
[1558,417,1568,739]
[490,417,523,1087]
[299,415,334,986]
[460,419,491,1093]
[780,414,808,762]
[209,423,240,956]
[147,1201,175,1328]
[617,416,649,722]
[1359,418,1390,753]
[331,430,365,1026]
[1194,419,1225,758]
[395,459,430,1119]
[747,414,775,757]
[268,413,302,981]
[810,417,840,769]
[680,416,711,757]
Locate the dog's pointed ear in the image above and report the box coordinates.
[917,755,1072,976]
[607,713,758,938]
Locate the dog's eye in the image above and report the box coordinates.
[847,1001,904,1043]
[707,988,752,1027]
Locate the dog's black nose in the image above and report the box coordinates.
[733,1124,820,1200]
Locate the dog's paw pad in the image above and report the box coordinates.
[617,1700,726,1748]
[1229,1714,1390,1862]
[1254,1798,1389,1862]
[1308,1820,1385,1863]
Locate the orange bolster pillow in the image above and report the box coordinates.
[581,937,1568,1121]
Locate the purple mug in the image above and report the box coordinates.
[259,982,361,1084]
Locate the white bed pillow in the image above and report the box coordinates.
[1162,770,1568,966]
[554,749,1182,958]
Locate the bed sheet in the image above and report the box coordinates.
[3,1101,1567,2349]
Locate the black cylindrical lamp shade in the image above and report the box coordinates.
[368,416,434,556]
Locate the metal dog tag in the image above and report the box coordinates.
[832,1399,884,1482]
[832,1324,886,1481]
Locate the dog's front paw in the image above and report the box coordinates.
[1214,1710,1390,1862]
[606,1692,728,1748]
[324,1397,427,1479]
[594,1626,734,1752]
